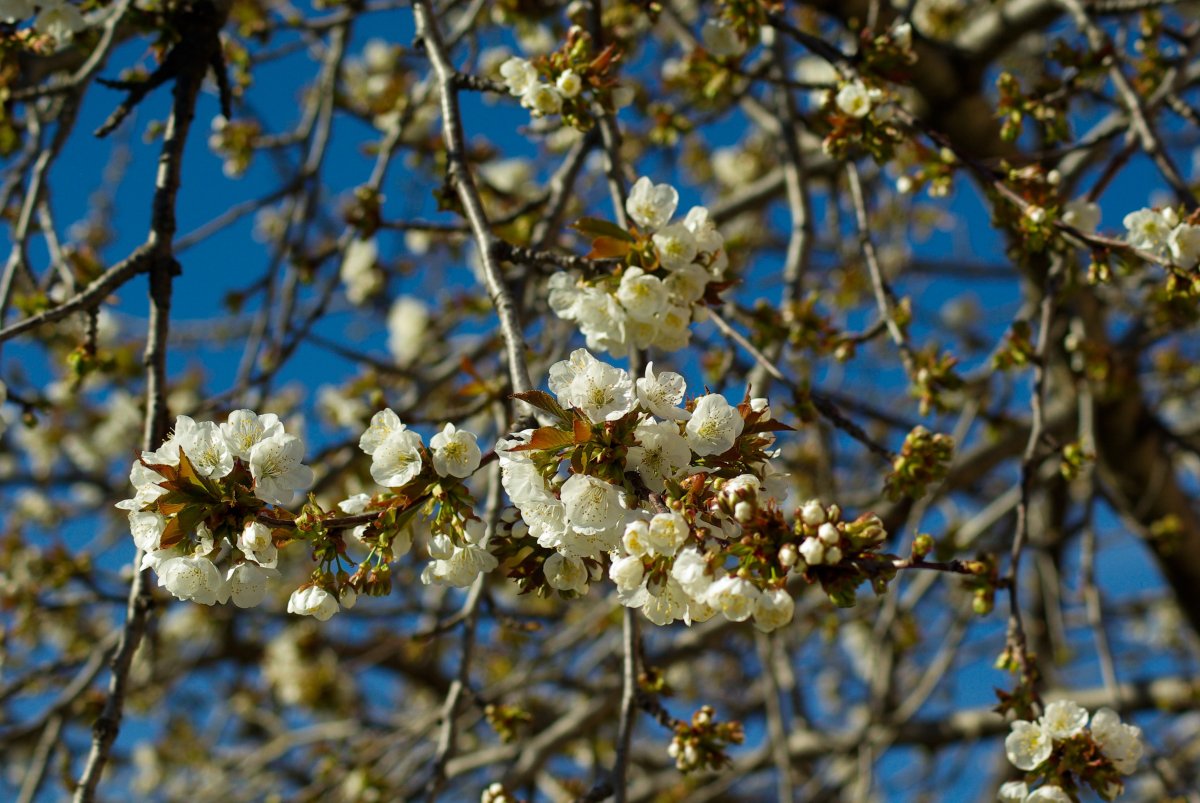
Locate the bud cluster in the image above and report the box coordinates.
[667,706,744,774]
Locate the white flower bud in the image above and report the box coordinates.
[799,537,825,565]
[800,500,827,526]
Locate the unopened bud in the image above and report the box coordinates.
[800,500,827,526]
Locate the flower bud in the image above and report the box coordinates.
[799,537,825,565]
[800,499,827,526]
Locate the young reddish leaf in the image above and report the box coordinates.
[176,447,221,498]
[511,390,572,423]
[587,236,633,260]
[508,426,575,452]
[743,419,796,435]
[573,417,593,444]
[571,216,635,243]
[159,516,187,549]
[701,280,735,305]
[139,457,179,483]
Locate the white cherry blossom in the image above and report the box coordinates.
[1061,198,1100,233]
[544,553,589,593]
[626,419,692,492]
[1090,707,1143,775]
[836,80,875,118]
[549,349,636,423]
[997,781,1028,803]
[609,553,645,592]
[671,549,714,602]
[683,205,725,262]
[499,57,537,95]
[643,511,689,556]
[521,83,563,116]
[1005,719,1053,771]
[622,520,650,557]
[370,428,424,487]
[249,433,314,505]
[561,473,626,532]
[652,223,699,271]
[238,520,278,568]
[36,0,85,42]
[574,287,628,354]
[547,271,584,318]
[430,423,482,478]
[626,176,679,231]
[1039,699,1088,739]
[640,576,692,625]
[227,563,277,608]
[616,267,669,322]
[1124,207,1172,253]
[359,408,405,456]
[221,410,284,461]
[287,586,339,621]
[158,556,229,606]
[387,297,430,366]
[636,363,689,420]
[752,588,794,632]
[421,544,499,587]
[341,237,381,304]
[129,511,167,553]
[652,304,691,351]
[705,575,760,622]
[663,262,710,305]
[686,394,744,456]
[177,418,234,478]
[556,69,583,98]
[1168,223,1200,268]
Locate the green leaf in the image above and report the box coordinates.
[571,216,635,243]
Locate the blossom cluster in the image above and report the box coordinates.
[548,177,728,355]
[1124,206,1200,268]
[496,349,893,631]
[354,409,495,589]
[118,411,314,608]
[0,0,86,43]
[120,404,495,621]
[1003,700,1144,801]
[500,56,585,118]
